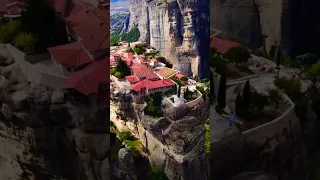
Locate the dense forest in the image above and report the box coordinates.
[111,28,140,46]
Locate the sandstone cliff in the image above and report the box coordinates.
[126,0,210,78]
[0,44,110,180]
[211,0,320,58]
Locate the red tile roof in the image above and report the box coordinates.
[210,37,251,54]
[49,0,66,13]
[61,59,108,95]
[125,75,139,84]
[175,73,185,79]
[48,42,92,67]
[131,64,159,80]
[65,0,109,52]
[130,79,176,92]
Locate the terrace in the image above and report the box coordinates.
[154,67,178,78]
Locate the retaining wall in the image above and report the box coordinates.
[6,44,66,88]
[241,93,299,144]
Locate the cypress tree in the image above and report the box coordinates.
[242,80,251,115]
[210,72,215,102]
[184,87,189,99]
[178,85,181,97]
[235,93,243,117]
[217,74,226,110]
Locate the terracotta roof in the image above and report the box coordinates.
[210,37,252,54]
[47,42,92,67]
[131,64,159,80]
[65,0,109,52]
[125,75,139,83]
[49,0,66,13]
[175,73,185,79]
[61,59,109,95]
[131,79,176,92]
[155,67,177,78]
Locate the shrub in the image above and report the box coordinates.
[180,76,188,81]
[224,45,250,63]
[196,86,206,99]
[133,44,147,55]
[307,61,320,81]
[268,89,282,108]
[118,131,132,142]
[250,90,269,113]
[114,71,122,79]
[282,57,300,68]
[0,21,21,43]
[110,68,117,75]
[14,32,36,53]
[148,167,168,180]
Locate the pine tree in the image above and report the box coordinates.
[242,80,251,115]
[235,93,243,117]
[210,72,215,102]
[217,74,226,110]
[177,85,181,97]
[184,87,189,99]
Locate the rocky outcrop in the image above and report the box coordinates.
[211,0,320,58]
[127,0,210,78]
[0,45,110,180]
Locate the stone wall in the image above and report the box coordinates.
[6,44,66,88]
[241,93,299,144]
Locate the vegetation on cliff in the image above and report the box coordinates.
[111,28,141,46]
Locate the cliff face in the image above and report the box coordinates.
[211,0,320,58]
[127,0,210,78]
[0,44,110,180]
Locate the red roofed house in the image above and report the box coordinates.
[210,37,252,55]
[131,64,159,81]
[48,42,93,76]
[130,79,176,95]
[174,73,187,80]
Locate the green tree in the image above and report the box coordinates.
[268,89,282,108]
[121,28,140,42]
[133,44,147,55]
[235,93,243,117]
[148,167,167,180]
[250,90,269,113]
[210,72,215,102]
[217,74,226,110]
[118,131,132,142]
[152,92,163,107]
[178,85,181,97]
[282,56,300,68]
[20,0,57,48]
[307,61,320,81]
[116,58,131,78]
[181,76,188,81]
[184,87,189,99]
[224,45,250,63]
[14,32,37,53]
[0,21,21,43]
[242,80,251,115]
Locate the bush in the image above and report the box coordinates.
[0,21,21,43]
[118,131,132,142]
[14,32,37,53]
[180,76,188,81]
[282,57,300,68]
[110,68,117,75]
[224,45,250,63]
[307,61,320,81]
[148,167,168,180]
[133,44,147,55]
[268,89,282,108]
[114,71,122,79]
[250,90,269,113]
[196,86,206,99]
[171,77,182,86]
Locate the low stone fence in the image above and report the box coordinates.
[186,90,203,108]
[25,52,51,63]
[241,93,299,144]
[6,44,66,88]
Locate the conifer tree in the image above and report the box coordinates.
[217,74,226,110]
[235,93,243,117]
[242,80,251,115]
[177,85,181,97]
